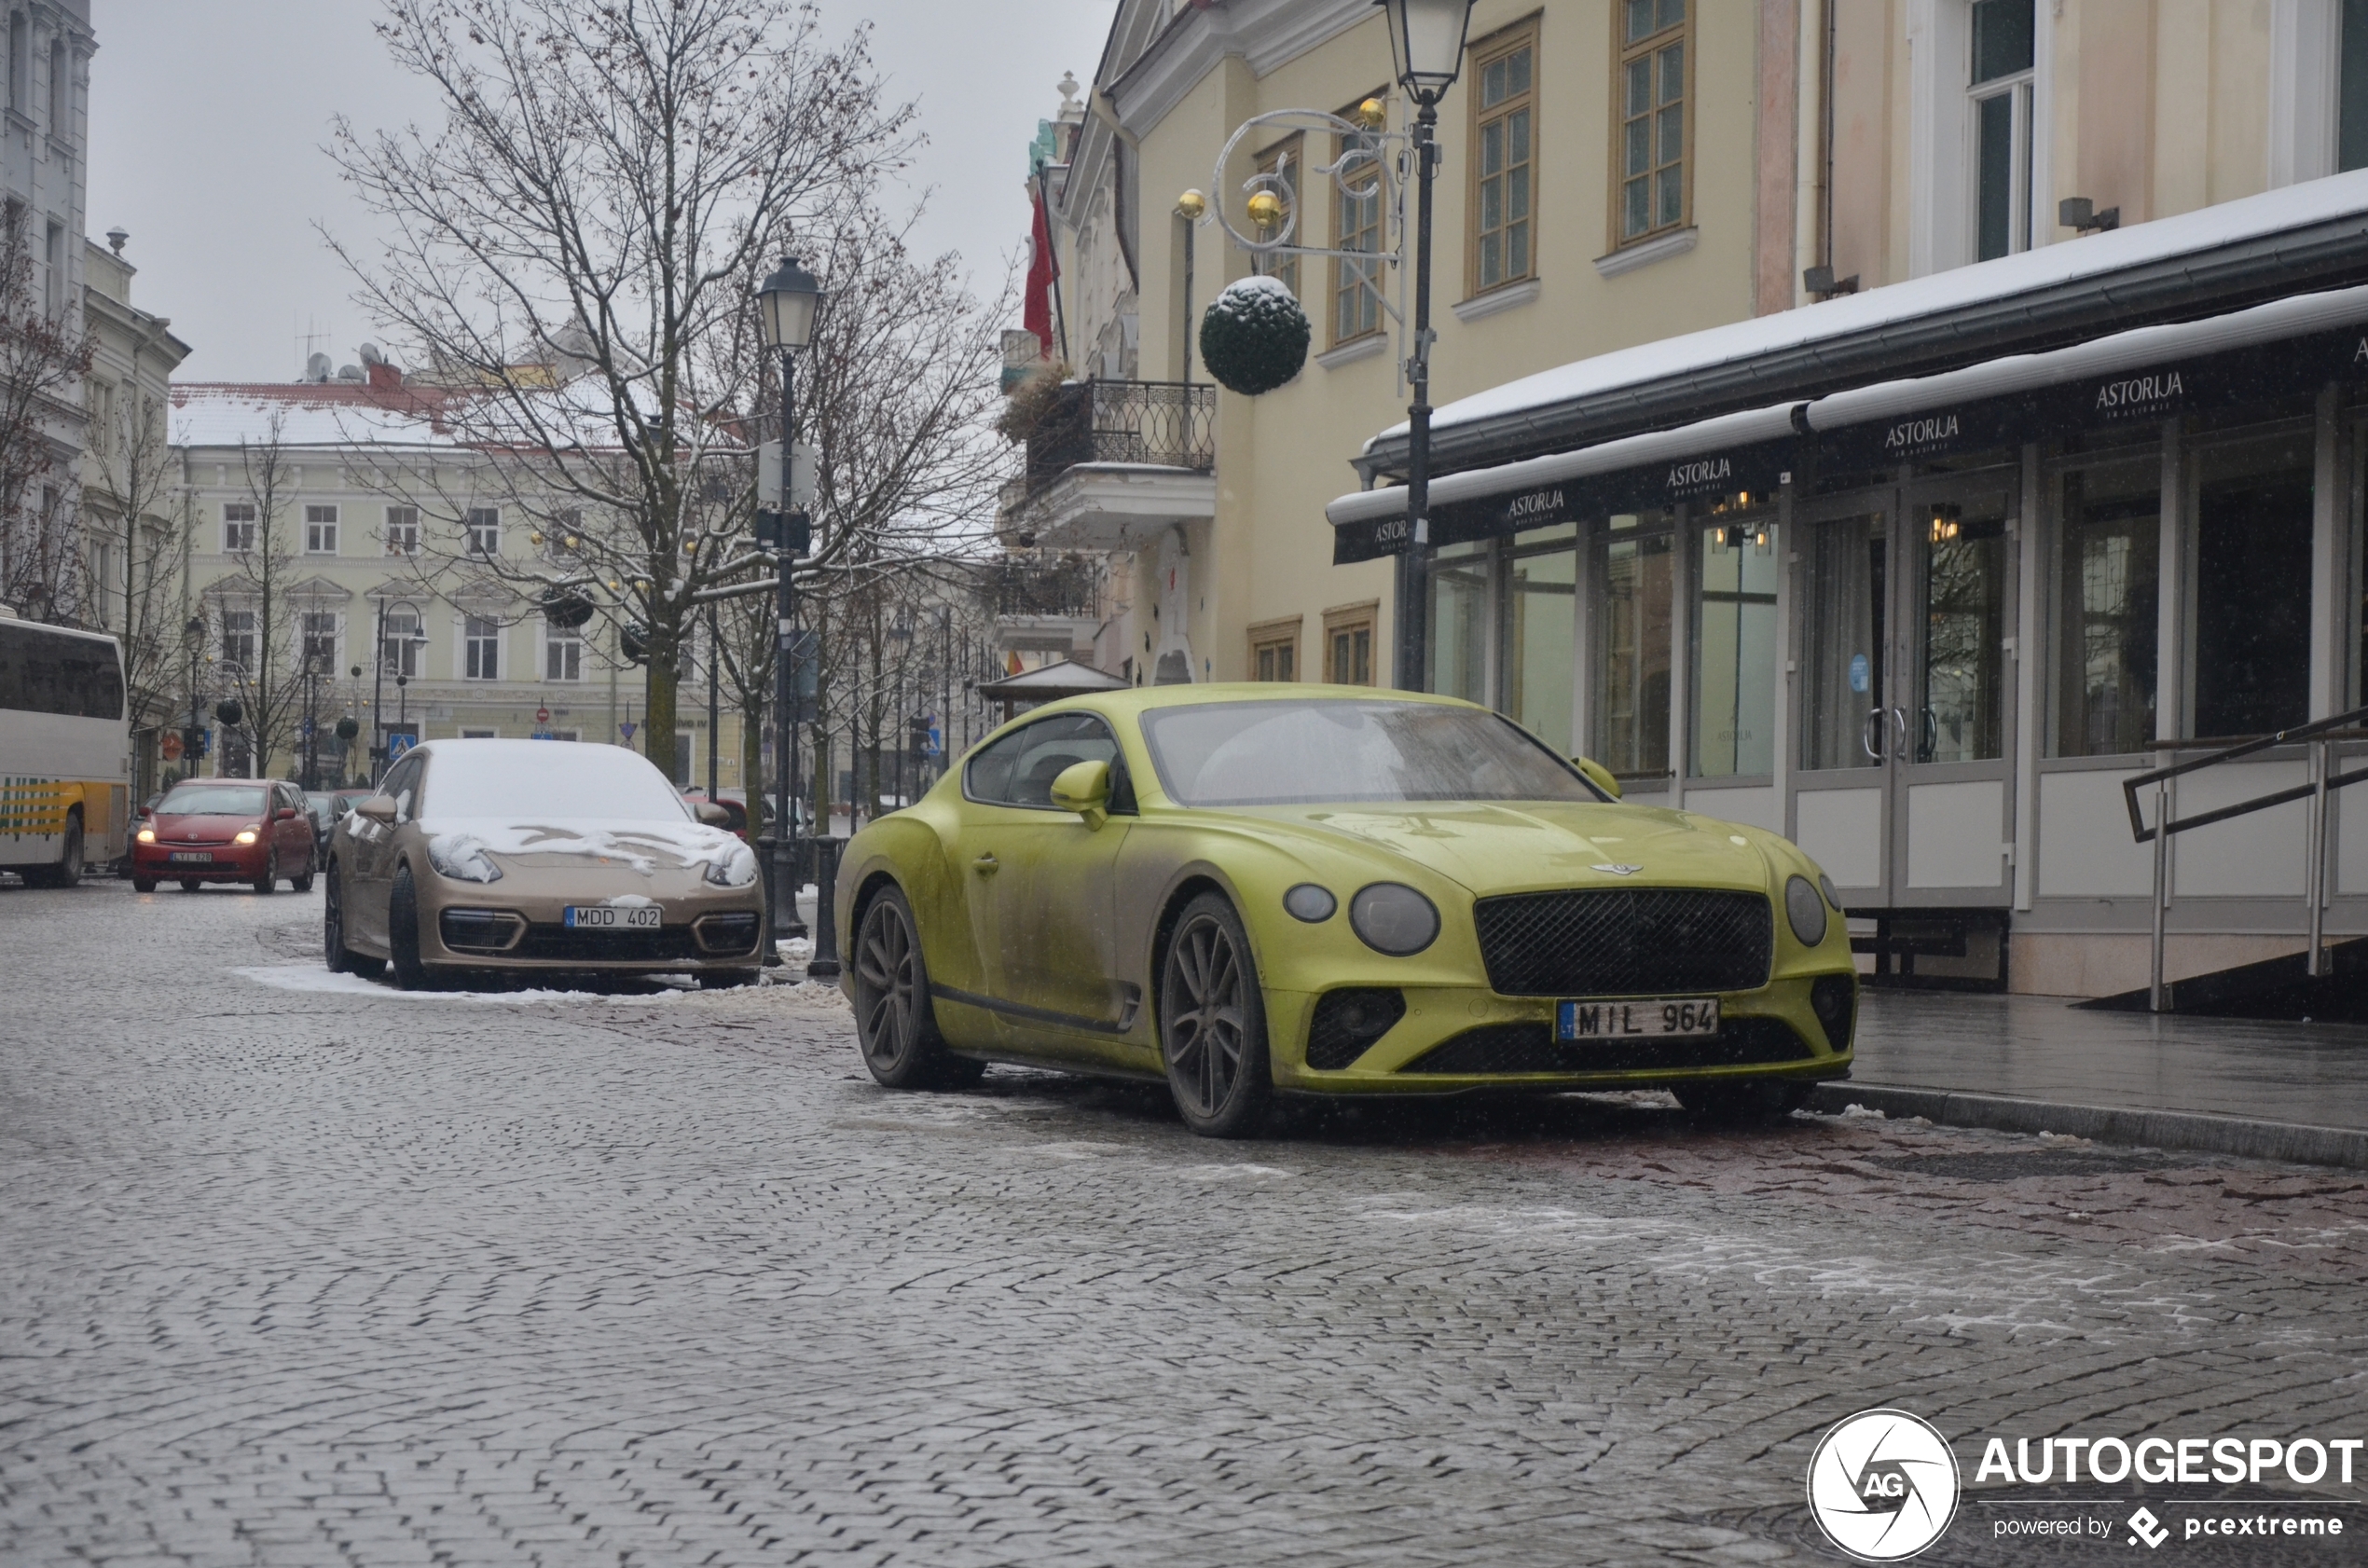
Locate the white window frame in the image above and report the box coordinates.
[380,606,423,679]
[222,502,256,554]
[383,505,420,557]
[544,625,585,681]
[463,615,502,681]
[465,506,502,557]
[219,607,256,674]
[297,610,339,672]
[2272,0,2343,186]
[304,503,339,555]
[1907,0,2055,275]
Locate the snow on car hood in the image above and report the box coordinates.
[1232,801,1778,895]
[421,817,745,876]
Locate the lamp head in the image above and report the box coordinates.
[755,255,826,351]
[1375,0,1476,100]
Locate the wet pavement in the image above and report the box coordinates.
[1852,989,2368,1133]
[4,879,2367,1566]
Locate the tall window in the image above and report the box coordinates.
[1254,137,1301,298]
[1692,516,1778,777]
[544,623,585,681]
[1332,107,1385,345]
[223,502,256,554]
[300,612,338,670]
[46,35,62,132]
[382,505,420,556]
[1471,28,1535,293]
[1429,543,1490,704]
[1324,604,1377,685]
[7,14,25,110]
[381,607,421,678]
[1593,515,1673,775]
[2194,435,2313,737]
[1249,619,1298,681]
[304,503,338,555]
[1615,0,1688,246]
[2342,0,2368,171]
[220,609,256,673]
[464,617,502,681]
[1970,0,2034,261]
[2054,461,2159,756]
[42,219,60,315]
[465,506,501,557]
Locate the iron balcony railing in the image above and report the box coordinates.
[979,554,1104,619]
[2123,702,2368,1011]
[1025,378,1216,494]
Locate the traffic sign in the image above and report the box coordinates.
[386,729,419,762]
[535,706,552,723]
[301,717,316,737]
[619,721,639,740]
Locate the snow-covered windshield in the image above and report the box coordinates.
[1138,700,1604,807]
[420,742,691,821]
[158,784,270,817]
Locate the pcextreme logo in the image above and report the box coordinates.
[1807,1409,1962,1561]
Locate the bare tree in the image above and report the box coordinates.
[201,416,310,779]
[326,0,918,775]
[0,201,94,621]
[79,373,189,747]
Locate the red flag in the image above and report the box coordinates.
[1025,185,1055,358]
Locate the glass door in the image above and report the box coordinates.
[1792,504,1893,901]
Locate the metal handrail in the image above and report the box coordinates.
[2122,703,2368,1010]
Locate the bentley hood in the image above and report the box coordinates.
[1227,801,1779,895]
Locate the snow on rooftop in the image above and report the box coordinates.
[170,384,457,450]
[1375,168,2368,448]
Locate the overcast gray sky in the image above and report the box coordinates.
[86,0,1113,383]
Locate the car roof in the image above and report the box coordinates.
[1005,681,1480,722]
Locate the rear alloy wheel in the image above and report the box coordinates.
[1158,892,1273,1138]
[388,862,428,990]
[1675,1080,1810,1124]
[851,886,979,1089]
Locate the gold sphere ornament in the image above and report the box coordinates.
[528,530,544,545]
[1356,97,1386,129]
[1246,190,1284,227]
[1175,189,1207,221]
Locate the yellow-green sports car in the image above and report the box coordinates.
[835,684,1856,1137]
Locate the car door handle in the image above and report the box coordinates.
[972,852,998,875]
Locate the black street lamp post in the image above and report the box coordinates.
[755,256,825,965]
[1376,0,1476,692]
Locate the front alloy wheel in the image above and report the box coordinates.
[1159,892,1273,1138]
[852,887,977,1089]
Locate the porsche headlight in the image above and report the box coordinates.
[705,840,759,887]
[1349,883,1439,956]
[233,826,259,845]
[426,834,503,884]
[1784,874,1828,948]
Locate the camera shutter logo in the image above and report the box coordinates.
[1806,1409,1962,1561]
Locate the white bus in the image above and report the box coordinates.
[0,606,130,887]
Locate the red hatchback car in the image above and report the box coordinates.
[132,778,318,894]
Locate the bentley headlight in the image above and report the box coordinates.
[426,833,503,884]
[1283,884,1336,922]
[1784,874,1828,948]
[1349,883,1439,956]
[705,840,759,887]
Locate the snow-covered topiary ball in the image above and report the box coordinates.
[1198,274,1312,395]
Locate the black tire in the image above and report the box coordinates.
[252,848,277,896]
[131,876,158,893]
[324,864,363,974]
[850,886,976,1089]
[698,969,760,990]
[180,879,201,892]
[21,815,83,888]
[1675,1080,1810,1124]
[290,847,315,894]
[1158,891,1274,1139]
[388,861,428,990]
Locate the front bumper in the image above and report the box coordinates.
[134,842,267,879]
[1265,971,1855,1095]
[409,870,764,972]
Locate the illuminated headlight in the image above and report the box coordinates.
[426,834,503,884]
[1784,874,1828,948]
[705,840,759,887]
[1348,883,1439,956]
[135,827,155,844]
[233,827,259,845]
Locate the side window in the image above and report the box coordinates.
[965,713,1124,809]
[381,755,423,823]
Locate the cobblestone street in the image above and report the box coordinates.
[4,881,2365,1566]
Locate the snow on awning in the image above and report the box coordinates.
[1328,282,2368,562]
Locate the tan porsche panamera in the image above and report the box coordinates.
[323,738,765,989]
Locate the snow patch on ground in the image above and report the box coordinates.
[236,966,694,1004]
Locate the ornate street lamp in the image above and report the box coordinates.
[754,256,826,969]
[1374,0,1475,691]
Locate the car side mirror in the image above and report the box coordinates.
[353,797,398,824]
[693,801,731,827]
[1049,759,1111,830]
[275,806,299,821]
[1573,757,1623,800]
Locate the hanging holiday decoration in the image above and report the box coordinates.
[1198,275,1311,396]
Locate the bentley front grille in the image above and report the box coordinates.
[1471,888,1774,997]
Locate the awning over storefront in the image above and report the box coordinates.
[1328,281,2368,563]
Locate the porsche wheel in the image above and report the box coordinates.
[852,887,977,1089]
[1158,892,1273,1139]
[388,862,428,990]
[323,866,382,977]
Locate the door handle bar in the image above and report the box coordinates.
[972,852,998,875]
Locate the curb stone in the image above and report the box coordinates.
[1808,1082,2368,1171]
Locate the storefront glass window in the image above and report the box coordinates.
[1915,493,2008,763]
[1429,541,1490,706]
[1801,514,1884,771]
[1691,518,1777,776]
[1506,543,1575,755]
[2055,461,2158,756]
[2193,434,2314,737]
[1593,515,1673,776]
